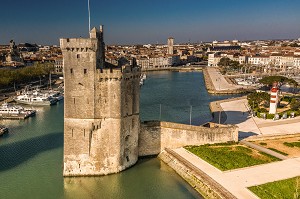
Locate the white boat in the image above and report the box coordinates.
[14,91,57,106]
[46,90,64,101]
[0,103,36,119]
[140,74,147,86]
[0,126,8,136]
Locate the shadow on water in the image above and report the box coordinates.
[0,132,63,172]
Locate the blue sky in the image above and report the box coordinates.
[1,0,300,45]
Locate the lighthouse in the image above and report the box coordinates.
[269,82,279,114]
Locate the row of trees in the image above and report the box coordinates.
[0,62,54,89]
[259,76,298,87]
[218,57,241,74]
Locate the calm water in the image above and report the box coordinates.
[0,71,236,199]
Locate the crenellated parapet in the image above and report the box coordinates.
[60,38,98,52]
[96,65,141,81]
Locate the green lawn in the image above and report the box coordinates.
[267,147,288,156]
[249,177,300,199]
[284,141,300,148]
[185,143,280,171]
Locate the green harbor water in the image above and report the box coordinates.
[0,71,238,199]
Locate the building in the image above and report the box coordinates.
[207,46,241,52]
[167,37,174,55]
[54,57,63,74]
[6,40,23,65]
[61,26,141,176]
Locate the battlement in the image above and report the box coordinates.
[96,65,141,80]
[60,38,98,51]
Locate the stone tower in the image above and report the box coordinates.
[60,26,141,176]
[167,37,174,55]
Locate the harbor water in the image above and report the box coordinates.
[0,71,238,199]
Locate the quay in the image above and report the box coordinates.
[203,67,254,94]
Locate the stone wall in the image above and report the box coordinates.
[139,121,238,156]
[159,149,237,199]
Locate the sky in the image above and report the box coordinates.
[1,0,300,45]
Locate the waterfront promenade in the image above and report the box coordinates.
[220,98,300,138]
[172,147,300,199]
[204,67,254,94]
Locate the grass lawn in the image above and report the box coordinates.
[185,143,280,171]
[249,177,300,199]
[284,141,300,148]
[267,147,288,156]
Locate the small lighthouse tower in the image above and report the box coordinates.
[269,82,279,114]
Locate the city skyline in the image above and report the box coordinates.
[1,0,300,45]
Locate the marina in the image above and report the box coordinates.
[0,71,240,198]
[0,71,234,199]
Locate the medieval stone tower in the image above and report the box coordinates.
[60,26,141,176]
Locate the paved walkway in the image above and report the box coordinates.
[241,140,288,160]
[220,98,300,137]
[207,67,243,91]
[173,147,300,199]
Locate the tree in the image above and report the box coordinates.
[218,57,231,67]
[0,62,55,89]
[290,98,300,111]
[218,57,241,73]
[290,43,299,47]
[247,92,270,109]
[259,76,298,88]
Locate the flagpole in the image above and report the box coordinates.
[88,0,91,32]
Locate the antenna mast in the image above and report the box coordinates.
[88,0,91,32]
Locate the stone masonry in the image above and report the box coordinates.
[139,121,238,156]
[61,26,141,176]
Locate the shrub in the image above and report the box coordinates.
[283,141,300,148]
[281,96,291,102]
[267,148,288,156]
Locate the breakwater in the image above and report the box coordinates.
[203,67,253,95]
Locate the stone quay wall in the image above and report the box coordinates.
[159,149,237,199]
[138,121,238,157]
